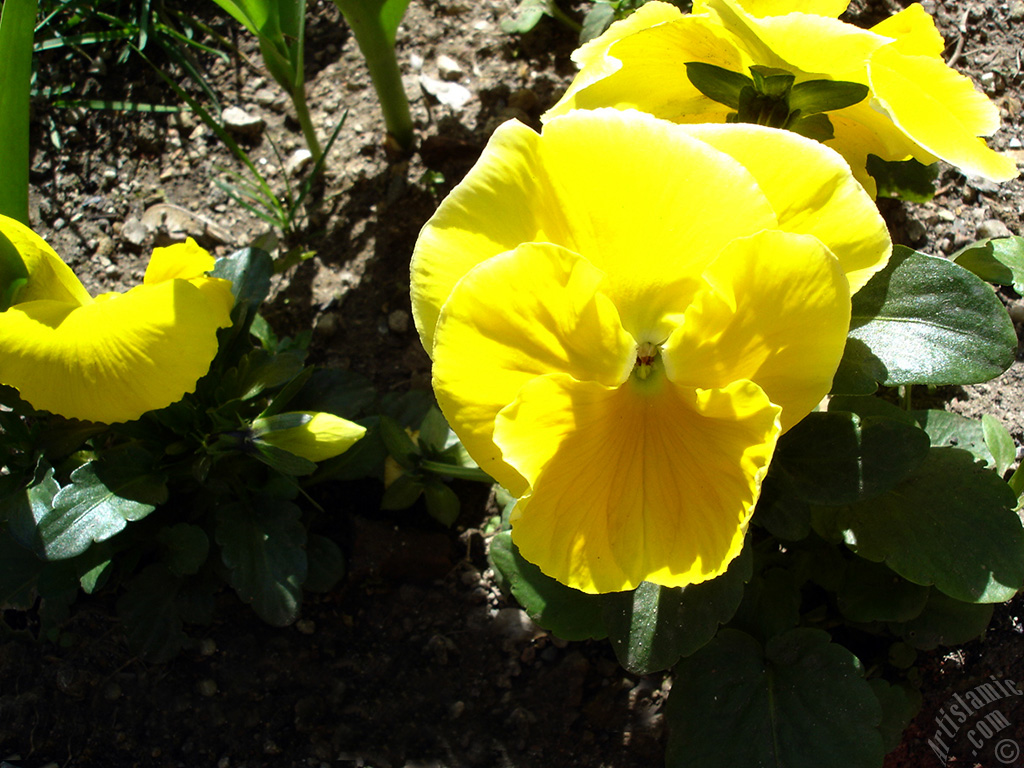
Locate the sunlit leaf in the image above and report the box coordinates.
[836,246,1015,390]
[890,589,994,650]
[952,236,1024,295]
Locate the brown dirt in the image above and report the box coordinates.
[3,0,1024,766]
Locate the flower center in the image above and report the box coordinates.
[633,341,660,381]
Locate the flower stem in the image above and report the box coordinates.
[420,459,493,483]
[334,0,414,151]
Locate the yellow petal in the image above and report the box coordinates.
[0,214,91,306]
[703,0,885,81]
[432,243,635,495]
[695,0,848,15]
[546,16,741,123]
[663,230,851,432]
[253,411,366,462]
[868,45,1019,182]
[412,109,777,350]
[410,118,561,351]
[497,374,780,593]
[533,109,777,340]
[0,279,231,423]
[558,0,685,112]
[679,123,891,293]
[870,3,944,57]
[144,237,218,284]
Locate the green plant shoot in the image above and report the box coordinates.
[332,0,413,151]
[210,0,324,163]
[0,0,39,224]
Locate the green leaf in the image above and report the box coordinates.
[982,414,1016,476]
[159,523,210,577]
[865,154,939,201]
[289,368,376,419]
[380,473,423,510]
[580,2,614,43]
[501,0,550,33]
[489,531,607,641]
[0,0,37,224]
[911,410,998,469]
[424,481,460,526]
[417,406,450,452]
[34,460,164,560]
[788,79,869,114]
[773,411,930,505]
[216,497,307,626]
[666,629,883,768]
[252,442,319,476]
[3,465,60,550]
[379,415,420,469]
[211,247,273,311]
[869,679,922,753]
[840,246,1016,388]
[811,447,1024,603]
[684,61,752,110]
[728,566,801,642]
[379,0,412,44]
[116,563,186,663]
[890,589,994,650]
[601,544,752,674]
[836,557,929,623]
[787,112,834,142]
[0,526,43,608]
[304,534,346,593]
[952,236,1024,294]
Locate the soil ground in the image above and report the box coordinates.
[3,0,1024,766]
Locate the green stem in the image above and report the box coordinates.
[334,0,413,150]
[420,459,493,483]
[290,84,323,166]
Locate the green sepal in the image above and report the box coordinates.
[865,154,939,202]
[788,79,868,115]
[666,628,884,768]
[684,61,752,110]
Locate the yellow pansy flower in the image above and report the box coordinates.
[546,0,1018,195]
[0,216,234,424]
[251,411,366,463]
[412,109,891,593]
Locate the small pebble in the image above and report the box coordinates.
[388,309,411,334]
[437,54,464,81]
[977,219,1013,240]
[198,678,218,697]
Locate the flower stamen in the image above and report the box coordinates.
[634,341,660,380]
